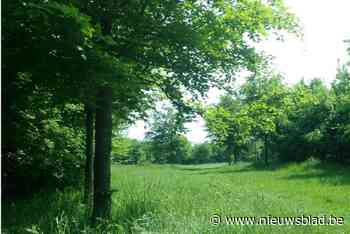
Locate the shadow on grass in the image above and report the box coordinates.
[175,161,288,176]
[172,163,236,175]
[174,161,350,186]
[280,162,350,185]
[171,163,228,171]
[2,188,88,233]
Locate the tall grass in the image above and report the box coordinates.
[2,160,350,233]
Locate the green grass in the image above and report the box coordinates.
[3,160,350,233]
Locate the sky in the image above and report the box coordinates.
[128,0,350,143]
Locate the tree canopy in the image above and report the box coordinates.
[3,0,300,223]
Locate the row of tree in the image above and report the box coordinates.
[115,47,349,167]
[115,61,350,167]
[205,58,350,165]
[111,136,223,165]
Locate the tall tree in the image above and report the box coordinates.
[3,1,95,195]
[146,105,190,164]
[92,88,113,220]
[329,61,350,162]
[243,74,288,165]
[84,105,94,207]
[81,0,298,220]
[205,97,253,164]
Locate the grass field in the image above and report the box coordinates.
[3,160,350,233]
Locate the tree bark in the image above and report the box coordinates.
[225,147,232,165]
[264,135,269,166]
[254,140,258,161]
[84,104,94,207]
[92,87,113,222]
[234,149,238,164]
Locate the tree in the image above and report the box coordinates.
[84,105,94,207]
[127,140,146,165]
[241,71,289,165]
[146,106,190,164]
[76,3,298,213]
[191,143,213,164]
[270,79,333,162]
[205,97,253,164]
[111,136,147,165]
[328,61,350,162]
[92,88,113,220]
[3,0,101,200]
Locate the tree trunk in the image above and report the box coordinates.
[234,150,238,164]
[226,147,232,165]
[84,104,94,207]
[92,87,113,222]
[254,140,258,161]
[264,135,268,166]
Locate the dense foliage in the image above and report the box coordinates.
[2,73,85,196]
[204,58,350,165]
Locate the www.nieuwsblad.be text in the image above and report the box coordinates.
[209,214,345,226]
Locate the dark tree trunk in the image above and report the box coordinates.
[234,150,238,164]
[226,147,232,165]
[227,145,237,165]
[84,104,94,207]
[254,140,258,161]
[264,135,268,166]
[92,87,113,222]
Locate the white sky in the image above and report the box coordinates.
[128,0,350,143]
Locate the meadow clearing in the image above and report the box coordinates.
[3,160,350,234]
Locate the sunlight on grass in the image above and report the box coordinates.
[3,160,349,233]
[109,161,350,233]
